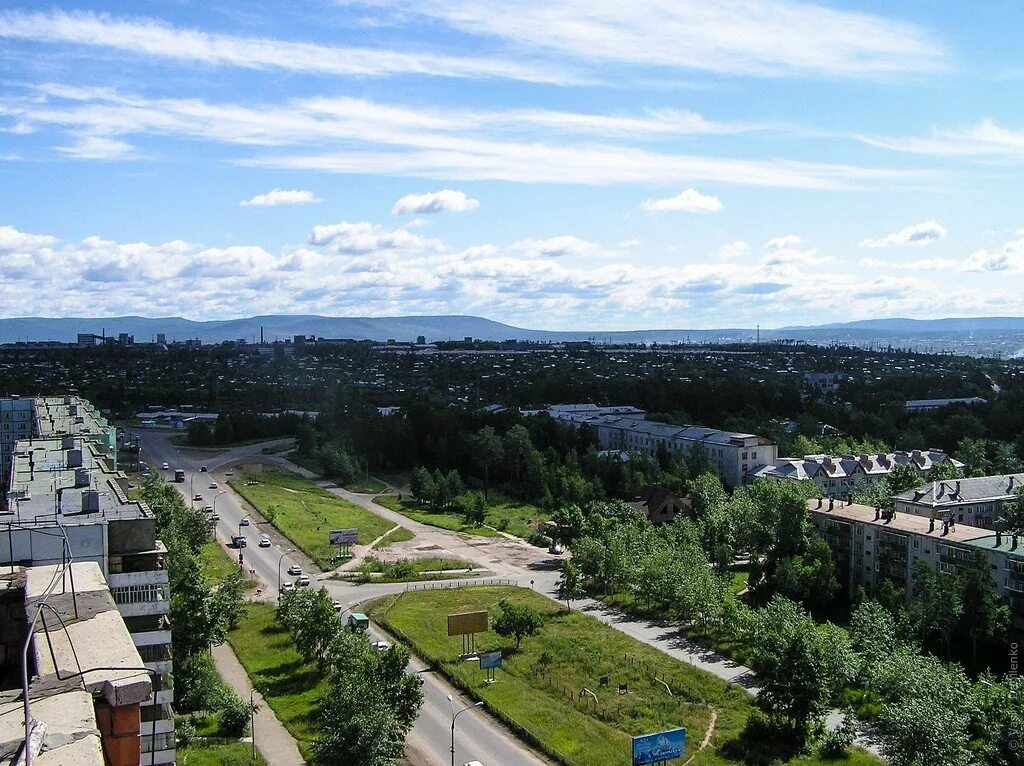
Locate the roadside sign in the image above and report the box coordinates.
[330,529,358,545]
[632,728,686,765]
[447,611,488,636]
[479,651,502,670]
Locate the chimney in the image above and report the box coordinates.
[828,497,834,511]
[996,530,1002,547]
[874,507,880,520]
[817,498,823,509]
[848,495,853,505]
[955,480,961,495]
[939,481,946,497]
[66,449,82,468]
[61,435,76,450]
[929,518,935,533]
[81,489,100,513]
[1013,534,1019,549]
[1010,476,1015,491]
[74,468,90,488]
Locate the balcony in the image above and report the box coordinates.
[109,569,168,589]
[131,629,172,648]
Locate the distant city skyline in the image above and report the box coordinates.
[3,1,1024,328]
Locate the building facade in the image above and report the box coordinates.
[751,449,963,498]
[810,499,1024,626]
[893,473,1024,528]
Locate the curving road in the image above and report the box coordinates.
[133,429,550,766]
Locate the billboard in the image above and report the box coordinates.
[479,651,502,670]
[447,611,488,636]
[632,728,686,765]
[329,529,359,545]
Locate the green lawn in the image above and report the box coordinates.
[177,741,267,766]
[227,603,328,762]
[228,468,400,568]
[285,450,387,493]
[201,540,258,590]
[370,586,880,766]
[373,495,500,538]
[342,556,477,583]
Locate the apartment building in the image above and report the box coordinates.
[893,473,1024,528]
[544,406,776,487]
[810,499,1024,626]
[0,397,174,764]
[0,562,156,765]
[0,396,34,490]
[752,449,963,498]
[905,396,987,412]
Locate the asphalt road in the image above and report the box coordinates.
[132,429,550,766]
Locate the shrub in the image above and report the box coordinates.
[527,532,552,549]
[176,718,198,748]
[217,690,250,737]
[818,717,856,758]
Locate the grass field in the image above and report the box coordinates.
[177,741,266,765]
[372,494,550,539]
[342,556,477,583]
[227,603,327,762]
[201,540,258,589]
[285,450,388,494]
[370,586,880,766]
[229,468,400,568]
[372,526,415,549]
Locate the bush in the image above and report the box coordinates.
[176,718,198,748]
[818,717,856,758]
[388,560,417,580]
[527,532,552,549]
[218,690,250,737]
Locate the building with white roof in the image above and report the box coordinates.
[893,473,1024,529]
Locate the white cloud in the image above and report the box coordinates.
[392,190,479,216]
[961,233,1024,273]
[349,0,946,78]
[241,189,322,207]
[642,188,723,214]
[0,225,58,252]
[2,85,929,190]
[511,236,599,258]
[715,241,750,260]
[858,256,958,271]
[308,221,440,254]
[55,135,133,159]
[0,9,570,85]
[860,220,947,248]
[765,235,805,252]
[858,119,1024,160]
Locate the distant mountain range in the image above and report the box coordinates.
[2,314,1024,353]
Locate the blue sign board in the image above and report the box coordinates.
[479,651,503,670]
[632,727,686,765]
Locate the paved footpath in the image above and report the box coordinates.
[212,642,306,766]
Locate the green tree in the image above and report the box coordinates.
[472,426,504,500]
[557,559,584,611]
[492,599,542,649]
[956,437,989,477]
[689,472,726,519]
[998,486,1024,535]
[909,560,962,656]
[956,551,1010,660]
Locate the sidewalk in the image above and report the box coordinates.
[212,642,305,766]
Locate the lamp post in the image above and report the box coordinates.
[448,695,483,766]
[189,473,196,507]
[250,689,257,761]
[212,490,228,514]
[277,549,295,592]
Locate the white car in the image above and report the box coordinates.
[280,582,295,593]
[297,575,311,587]
[239,517,250,526]
[288,564,302,576]
[373,640,391,652]
[259,536,271,548]
[209,481,218,489]
[464,762,486,766]
[209,514,220,522]
[161,462,169,470]
[225,470,234,477]
[203,506,213,513]
[332,600,343,612]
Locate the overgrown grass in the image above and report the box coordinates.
[227,603,328,762]
[373,495,499,538]
[285,450,387,493]
[372,526,415,550]
[370,586,879,766]
[176,741,266,766]
[342,556,477,583]
[228,468,398,568]
[201,540,258,590]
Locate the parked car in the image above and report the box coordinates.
[161,462,169,470]
[373,640,391,652]
[297,575,311,587]
[258,536,271,548]
[548,544,564,555]
[288,564,302,576]
[239,517,250,526]
[280,582,295,593]
[331,600,343,612]
[225,470,234,477]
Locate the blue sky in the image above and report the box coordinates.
[3,1,1024,329]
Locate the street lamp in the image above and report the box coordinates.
[189,473,196,507]
[448,695,483,766]
[277,549,295,592]
[250,689,257,761]
[212,490,228,514]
